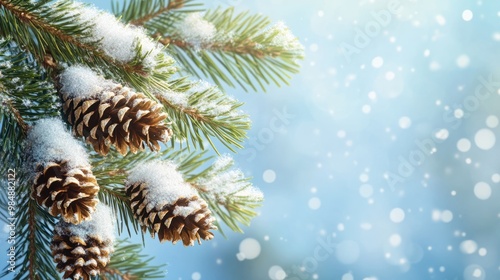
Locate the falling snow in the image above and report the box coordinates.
[44,1,500,280]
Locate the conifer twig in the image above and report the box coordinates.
[0,0,149,75]
[101,267,135,280]
[130,0,186,26]
[2,98,28,135]
[157,35,280,58]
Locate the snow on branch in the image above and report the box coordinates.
[160,80,243,118]
[27,117,90,169]
[68,1,164,68]
[59,65,116,99]
[176,12,217,48]
[265,21,304,52]
[56,203,116,243]
[195,155,263,203]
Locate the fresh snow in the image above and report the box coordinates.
[160,80,243,118]
[266,21,304,52]
[196,155,263,203]
[56,204,116,244]
[177,13,217,48]
[173,199,203,218]
[27,118,90,169]
[59,65,115,99]
[190,81,233,116]
[127,161,197,208]
[160,90,189,108]
[68,1,163,67]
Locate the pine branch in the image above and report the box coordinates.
[90,148,212,236]
[113,0,203,30]
[0,38,64,279]
[2,98,28,135]
[130,0,189,26]
[100,240,165,280]
[0,177,60,280]
[91,150,152,236]
[0,1,290,278]
[153,7,304,91]
[0,0,134,72]
[156,78,250,152]
[181,155,263,235]
[0,39,59,176]
[0,0,176,96]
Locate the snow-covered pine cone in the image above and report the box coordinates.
[59,66,172,156]
[27,118,99,225]
[61,84,172,156]
[51,205,115,280]
[33,160,99,224]
[125,161,217,246]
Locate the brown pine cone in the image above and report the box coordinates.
[32,160,99,224]
[61,83,172,156]
[51,205,115,280]
[125,181,216,246]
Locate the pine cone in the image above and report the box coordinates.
[51,218,114,280]
[125,182,216,246]
[61,84,172,156]
[32,160,99,224]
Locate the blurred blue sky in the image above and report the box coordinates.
[4,0,500,279]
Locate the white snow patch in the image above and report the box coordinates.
[173,200,202,217]
[266,22,304,51]
[57,204,116,244]
[27,118,89,169]
[59,65,114,99]
[189,81,239,117]
[177,13,217,47]
[196,155,263,203]
[127,161,196,208]
[160,90,189,108]
[71,2,162,67]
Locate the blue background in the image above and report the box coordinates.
[4,0,500,279]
